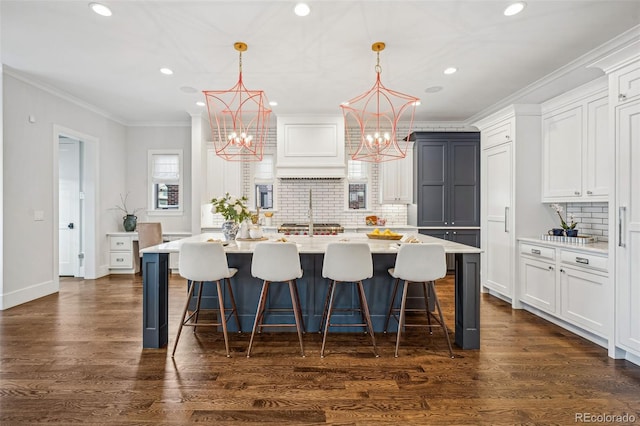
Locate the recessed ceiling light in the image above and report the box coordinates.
[294,3,311,17]
[425,86,443,93]
[443,67,457,75]
[159,67,173,75]
[89,2,112,17]
[504,2,526,16]
[269,101,278,106]
[196,101,205,107]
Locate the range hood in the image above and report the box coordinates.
[276,115,345,178]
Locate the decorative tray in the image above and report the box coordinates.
[539,235,597,244]
[236,237,268,242]
[367,233,402,240]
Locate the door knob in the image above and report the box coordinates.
[68,223,74,229]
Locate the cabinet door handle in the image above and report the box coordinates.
[619,93,627,101]
[504,207,509,232]
[531,249,541,255]
[548,266,554,271]
[560,268,565,273]
[575,257,589,265]
[587,190,593,195]
[444,222,448,225]
[574,191,580,195]
[619,206,626,247]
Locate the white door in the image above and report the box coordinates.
[616,99,640,353]
[483,142,513,297]
[59,139,80,277]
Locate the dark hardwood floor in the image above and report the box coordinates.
[1,274,639,425]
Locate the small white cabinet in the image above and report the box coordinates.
[517,240,609,344]
[541,78,609,202]
[380,148,413,204]
[109,235,133,270]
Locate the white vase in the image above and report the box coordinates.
[238,220,250,239]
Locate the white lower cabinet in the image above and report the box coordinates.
[559,265,607,337]
[518,240,608,345]
[520,255,557,314]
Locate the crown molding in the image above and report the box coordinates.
[3,66,128,126]
[466,24,640,126]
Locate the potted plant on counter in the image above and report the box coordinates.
[550,203,578,237]
[211,193,251,241]
[115,192,143,232]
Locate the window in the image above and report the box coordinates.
[148,150,183,214]
[346,160,370,210]
[253,155,275,210]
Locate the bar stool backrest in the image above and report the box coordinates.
[179,241,231,282]
[393,243,446,282]
[251,242,302,282]
[137,222,163,255]
[322,243,373,282]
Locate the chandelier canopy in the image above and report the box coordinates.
[341,42,419,162]
[204,42,271,161]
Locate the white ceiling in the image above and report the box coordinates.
[2,1,639,125]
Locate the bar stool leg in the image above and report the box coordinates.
[318,280,334,334]
[320,280,338,358]
[384,278,400,333]
[356,281,379,357]
[225,278,242,333]
[172,279,197,357]
[395,280,410,358]
[247,280,269,358]
[288,280,305,357]
[292,279,306,334]
[256,282,270,334]
[429,281,454,359]
[193,281,204,334]
[355,282,368,334]
[215,280,231,358]
[422,282,433,334]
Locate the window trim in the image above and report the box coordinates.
[344,160,371,211]
[147,149,184,216]
[252,154,277,210]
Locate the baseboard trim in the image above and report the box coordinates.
[1,279,58,310]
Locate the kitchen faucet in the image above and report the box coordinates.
[308,188,314,237]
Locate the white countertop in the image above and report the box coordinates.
[518,237,608,255]
[141,232,483,255]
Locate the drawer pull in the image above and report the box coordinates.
[531,249,541,255]
[116,258,124,262]
[116,242,124,246]
[575,257,589,265]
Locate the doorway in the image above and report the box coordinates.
[53,125,98,280]
[58,137,81,277]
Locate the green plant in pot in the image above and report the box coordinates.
[211,193,251,241]
[550,203,578,237]
[115,192,142,232]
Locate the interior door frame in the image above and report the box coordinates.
[58,137,81,276]
[52,125,99,280]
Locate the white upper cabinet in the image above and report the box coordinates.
[541,78,609,202]
[380,147,413,204]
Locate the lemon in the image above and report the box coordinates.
[372,228,380,235]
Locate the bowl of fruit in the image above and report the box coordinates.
[367,228,403,240]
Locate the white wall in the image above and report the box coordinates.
[2,72,127,309]
[124,125,192,232]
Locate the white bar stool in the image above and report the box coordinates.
[247,242,305,357]
[172,241,240,358]
[385,243,454,358]
[319,242,378,358]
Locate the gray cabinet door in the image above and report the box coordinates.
[415,132,480,227]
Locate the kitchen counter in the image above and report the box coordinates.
[518,237,608,255]
[140,233,482,351]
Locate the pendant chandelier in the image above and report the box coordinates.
[341,42,419,162]
[204,42,271,161]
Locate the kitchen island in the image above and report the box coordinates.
[141,233,482,350]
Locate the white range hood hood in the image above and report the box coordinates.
[276,115,345,178]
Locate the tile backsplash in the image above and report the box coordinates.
[566,202,609,241]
